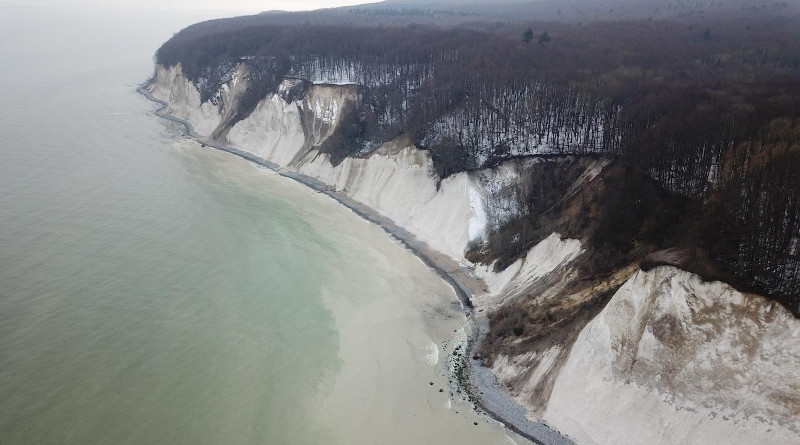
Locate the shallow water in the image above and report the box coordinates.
[0,6,518,445]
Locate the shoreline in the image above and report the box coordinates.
[137,84,574,445]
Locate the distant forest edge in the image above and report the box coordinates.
[155,5,800,313]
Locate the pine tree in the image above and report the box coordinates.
[522,28,534,43]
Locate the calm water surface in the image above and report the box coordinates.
[0,6,518,445]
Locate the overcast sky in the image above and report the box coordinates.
[2,0,372,13]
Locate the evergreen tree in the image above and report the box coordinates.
[538,31,551,45]
[522,27,534,43]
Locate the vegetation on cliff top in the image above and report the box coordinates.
[155,3,800,313]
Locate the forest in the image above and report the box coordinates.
[155,5,800,313]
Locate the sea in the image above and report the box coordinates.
[0,5,518,445]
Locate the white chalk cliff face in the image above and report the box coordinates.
[149,64,502,261]
[147,64,800,445]
[150,64,249,138]
[472,233,585,311]
[545,266,800,445]
[226,94,306,166]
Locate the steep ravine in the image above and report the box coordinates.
[143,63,800,445]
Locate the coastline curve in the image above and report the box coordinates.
[137,83,575,445]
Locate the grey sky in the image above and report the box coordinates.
[2,0,371,13]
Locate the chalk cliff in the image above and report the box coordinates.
[146,63,800,445]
